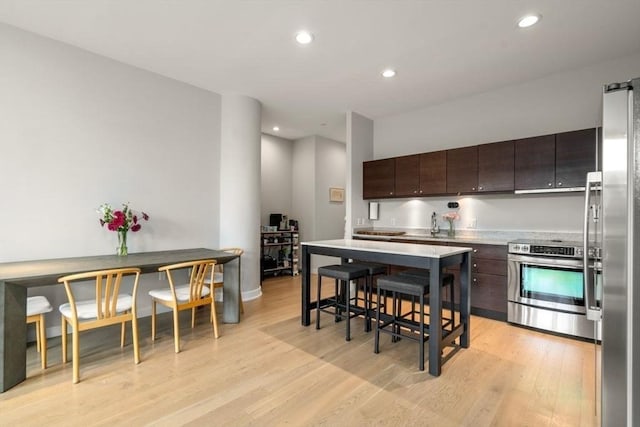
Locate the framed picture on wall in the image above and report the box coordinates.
[329,187,344,203]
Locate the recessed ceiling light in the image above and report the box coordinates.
[295,31,314,44]
[382,69,396,78]
[518,14,541,28]
[273,126,280,132]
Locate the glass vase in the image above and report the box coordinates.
[117,230,128,256]
[447,219,455,237]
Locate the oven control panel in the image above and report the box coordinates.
[508,242,584,258]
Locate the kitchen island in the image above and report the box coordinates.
[301,239,472,376]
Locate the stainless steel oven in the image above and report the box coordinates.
[507,240,601,340]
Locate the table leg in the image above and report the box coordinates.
[0,281,27,392]
[222,257,240,323]
[301,245,311,326]
[428,263,443,376]
[459,251,471,348]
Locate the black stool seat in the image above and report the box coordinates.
[377,275,429,295]
[398,269,454,285]
[316,264,370,341]
[317,264,369,281]
[374,272,457,371]
[349,262,387,276]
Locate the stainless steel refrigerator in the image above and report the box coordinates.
[584,77,640,426]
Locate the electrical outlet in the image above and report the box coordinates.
[159,271,166,281]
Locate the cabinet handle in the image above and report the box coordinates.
[419,190,423,194]
[548,182,553,187]
[472,187,476,191]
[389,192,393,195]
[473,249,477,253]
[557,182,563,186]
[473,278,477,283]
[473,263,477,268]
[413,190,417,194]
[478,186,483,190]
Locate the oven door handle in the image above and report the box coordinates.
[507,254,584,269]
[584,171,602,321]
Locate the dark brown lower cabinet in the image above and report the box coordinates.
[355,236,508,321]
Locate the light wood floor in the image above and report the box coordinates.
[1,275,600,426]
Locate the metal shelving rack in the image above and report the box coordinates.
[260,230,299,282]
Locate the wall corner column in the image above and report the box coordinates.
[219,94,262,313]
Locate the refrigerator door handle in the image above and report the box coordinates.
[584,171,602,321]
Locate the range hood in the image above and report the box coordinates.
[514,186,585,194]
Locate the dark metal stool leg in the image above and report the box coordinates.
[345,279,351,341]
[449,281,455,331]
[419,292,425,371]
[316,274,322,330]
[374,286,381,354]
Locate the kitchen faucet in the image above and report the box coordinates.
[430,212,440,236]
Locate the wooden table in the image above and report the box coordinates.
[300,239,472,376]
[0,248,241,392]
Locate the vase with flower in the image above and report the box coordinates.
[442,211,460,237]
[98,203,149,256]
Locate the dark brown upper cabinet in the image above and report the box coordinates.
[419,151,447,195]
[363,158,395,199]
[446,146,478,194]
[477,141,514,192]
[514,135,556,190]
[555,128,597,188]
[394,155,420,197]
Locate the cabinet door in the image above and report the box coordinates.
[446,146,478,194]
[477,141,514,192]
[394,155,420,197]
[419,151,447,195]
[555,128,597,188]
[514,135,555,190]
[363,158,395,199]
[472,273,507,315]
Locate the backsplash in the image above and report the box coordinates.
[362,192,584,233]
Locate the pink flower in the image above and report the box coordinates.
[98,202,149,234]
[442,212,460,221]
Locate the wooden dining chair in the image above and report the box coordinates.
[149,259,218,353]
[204,248,244,314]
[26,295,53,369]
[58,267,141,384]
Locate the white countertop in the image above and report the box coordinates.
[352,228,582,246]
[302,239,472,259]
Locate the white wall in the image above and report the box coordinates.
[291,136,317,243]
[314,136,347,241]
[261,134,293,225]
[370,52,640,232]
[0,23,222,336]
[346,112,374,234]
[290,136,346,270]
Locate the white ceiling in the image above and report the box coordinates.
[1,1,639,142]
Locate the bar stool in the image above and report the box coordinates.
[348,262,387,331]
[316,264,369,341]
[374,272,455,371]
[398,268,456,331]
[26,296,53,369]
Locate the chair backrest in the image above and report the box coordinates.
[216,248,243,272]
[58,268,141,320]
[220,247,244,256]
[158,259,217,302]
